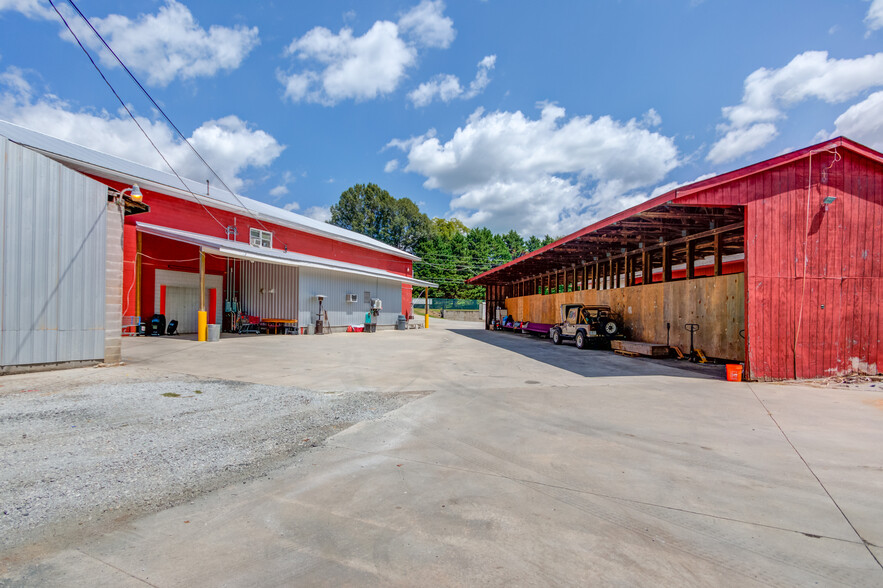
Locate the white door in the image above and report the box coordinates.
[154,270,222,334]
[165,287,206,334]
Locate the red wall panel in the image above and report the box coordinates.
[122,224,138,318]
[679,149,883,380]
[137,234,227,319]
[117,189,412,275]
[105,180,415,322]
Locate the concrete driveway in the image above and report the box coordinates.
[3,320,882,586]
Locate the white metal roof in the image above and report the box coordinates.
[0,119,419,262]
[136,222,437,289]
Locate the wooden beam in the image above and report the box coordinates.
[714,233,723,276]
[642,249,651,284]
[662,244,672,282]
[135,231,142,319]
[686,240,696,279]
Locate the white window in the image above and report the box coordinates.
[249,228,272,248]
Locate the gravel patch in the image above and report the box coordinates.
[0,375,422,553]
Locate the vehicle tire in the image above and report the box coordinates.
[575,330,587,350]
[602,320,619,338]
[551,329,562,345]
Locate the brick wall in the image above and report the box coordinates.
[104,199,124,364]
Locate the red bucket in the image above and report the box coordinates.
[726,364,743,382]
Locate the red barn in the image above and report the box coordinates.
[469,137,882,381]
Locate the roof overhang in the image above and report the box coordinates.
[0,120,419,262]
[469,203,744,285]
[136,222,437,289]
[468,136,883,286]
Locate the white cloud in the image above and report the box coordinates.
[707,123,778,165]
[279,1,455,105]
[465,55,496,97]
[2,1,258,87]
[282,201,300,211]
[86,1,259,87]
[834,90,883,149]
[641,108,662,128]
[0,0,53,19]
[389,104,679,236]
[269,170,297,197]
[304,205,331,222]
[867,0,883,33]
[408,54,496,107]
[398,0,455,49]
[409,74,461,107]
[281,21,415,104]
[708,51,883,163]
[384,159,400,172]
[0,68,284,191]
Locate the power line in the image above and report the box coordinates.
[58,0,287,247]
[48,0,231,233]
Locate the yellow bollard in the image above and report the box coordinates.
[198,311,207,341]
[424,287,429,329]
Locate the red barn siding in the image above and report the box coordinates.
[677,149,883,380]
[137,234,227,319]
[123,224,138,318]
[89,181,416,323]
[117,190,412,275]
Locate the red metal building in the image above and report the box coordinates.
[470,137,882,381]
[1,121,435,339]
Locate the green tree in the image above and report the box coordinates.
[501,229,526,258]
[329,183,430,253]
[331,186,559,299]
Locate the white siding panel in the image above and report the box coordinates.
[238,261,298,319]
[298,267,402,329]
[0,137,107,367]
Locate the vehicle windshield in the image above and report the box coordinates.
[580,308,598,322]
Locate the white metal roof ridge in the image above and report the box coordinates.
[0,119,419,261]
[136,222,437,289]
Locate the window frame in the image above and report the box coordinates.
[249,228,272,249]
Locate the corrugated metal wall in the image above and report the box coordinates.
[298,267,402,329]
[239,261,298,319]
[1,137,108,367]
[677,149,883,380]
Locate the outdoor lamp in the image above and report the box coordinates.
[120,184,143,202]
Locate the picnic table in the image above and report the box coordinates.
[263,318,298,334]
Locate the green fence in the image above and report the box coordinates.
[412,298,481,310]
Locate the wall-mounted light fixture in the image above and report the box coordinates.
[822,195,836,211]
[119,184,143,202]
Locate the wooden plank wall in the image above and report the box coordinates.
[506,273,745,361]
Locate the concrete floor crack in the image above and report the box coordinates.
[74,549,159,587]
[747,383,883,573]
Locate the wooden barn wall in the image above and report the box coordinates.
[506,274,745,361]
[676,150,882,380]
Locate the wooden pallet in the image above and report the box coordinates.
[611,340,671,357]
[614,349,641,357]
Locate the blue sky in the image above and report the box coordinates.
[1,0,882,237]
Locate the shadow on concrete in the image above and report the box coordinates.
[449,328,727,380]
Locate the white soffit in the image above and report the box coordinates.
[136,222,437,288]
